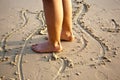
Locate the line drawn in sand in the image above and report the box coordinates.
[46,53,74,80]
[72,0,111,66]
[0,10,28,61]
[72,0,89,52]
[0,0,115,80]
[16,10,47,80]
[0,9,47,80]
[101,19,120,33]
[0,9,47,62]
[17,27,42,80]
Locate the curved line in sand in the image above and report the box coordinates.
[53,58,67,80]
[17,10,46,80]
[0,9,46,80]
[101,19,120,33]
[17,27,41,80]
[74,2,108,61]
[0,10,28,59]
[80,35,87,51]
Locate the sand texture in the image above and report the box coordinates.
[0,0,120,80]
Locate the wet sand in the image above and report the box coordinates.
[0,0,120,80]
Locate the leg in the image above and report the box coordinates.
[32,0,63,53]
[61,0,74,41]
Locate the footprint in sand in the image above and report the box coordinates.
[95,71,108,80]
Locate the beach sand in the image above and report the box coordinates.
[0,0,120,80]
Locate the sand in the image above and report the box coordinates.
[0,0,120,80]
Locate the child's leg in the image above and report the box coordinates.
[61,0,74,41]
[32,0,63,53]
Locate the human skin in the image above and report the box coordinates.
[31,0,74,53]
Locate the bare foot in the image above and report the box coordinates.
[60,34,75,42]
[60,31,75,41]
[31,41,62,53]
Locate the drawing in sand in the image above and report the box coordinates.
[0,0,120,80]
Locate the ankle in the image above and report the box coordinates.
[61,31,74,41]
[49,41,63,51]
[61,31,72,37]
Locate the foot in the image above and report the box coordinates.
[60,31,75,41]
[31,41,62,53]
[60,33,74,42]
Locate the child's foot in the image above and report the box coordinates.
[60,31,75,41]
[60,34,74,42]
[31,41,62,53]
